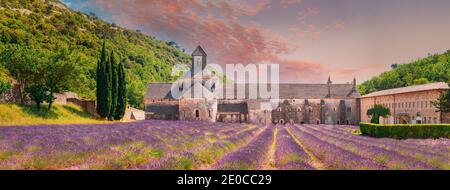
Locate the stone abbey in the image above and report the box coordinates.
[145,46,361,125]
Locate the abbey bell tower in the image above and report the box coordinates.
[191,45,207,76]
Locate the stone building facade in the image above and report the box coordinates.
[360,82,449,124]
[145,46,361,125]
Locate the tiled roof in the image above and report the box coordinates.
[192,46,207,56]
[145,83,176,100]
[145,104,179,115]
[361,82,449,98]
[218,103,248,113]
[146,82,360,100]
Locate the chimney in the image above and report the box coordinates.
[326,76,332,98]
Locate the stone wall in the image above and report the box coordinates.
[360,90,444,124]
[0,84,30,104]
[145,100,179,120]
[179,98,217,122]
[248,110,271,125]
[67,98,97,117]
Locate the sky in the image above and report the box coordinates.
[62,0,450,84]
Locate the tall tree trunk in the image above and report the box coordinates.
[47,90,54,111]
[19,83,25,105]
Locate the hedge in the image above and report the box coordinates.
[359,122,450,139]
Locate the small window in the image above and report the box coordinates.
[309,107,313,112]
[297,108,301,112]
[195,110,200,118]
[278,108,282,112]
[179,83,184,91]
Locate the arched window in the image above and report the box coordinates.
[309,107,313,112]
[297,108,301,112]
[278,108,282,112]
[316,120,320,124]
[195,110,200,118]
[179,83,184,91]
[208,110,212,118]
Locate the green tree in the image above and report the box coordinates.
[0,67,12,95]
[109,51,118,120]
[25,84,49,110]
[0,81,10,95]
[413,78,430,85]
[115,59,127,120]
[358,51,450,95]
[44,48,82,110]
[0,45,45,104]
[367,104,391,124]
[104,50,113,119]
[96,41,111,119]
[432,89,450,113]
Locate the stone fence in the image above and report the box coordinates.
[67,98,97,117]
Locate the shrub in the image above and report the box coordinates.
[360,122,450,139]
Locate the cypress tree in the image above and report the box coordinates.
[109,51,118,120]
[96,41,110,119]
[95,59,101,113]
[115,59,127,120]
[104,51,112,120]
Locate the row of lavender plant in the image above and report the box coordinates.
[274,127,315,170]
[297,125,439,169]
[304,125,449,169]
[287,125,386,170]
[0,120,252,169]
[213,126,276,170]
[319,124,449,154]
[138,126,263,170]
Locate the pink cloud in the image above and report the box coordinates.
[94,0,354,83]
[280,0,303,8]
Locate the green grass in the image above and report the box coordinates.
[0,104,107,126]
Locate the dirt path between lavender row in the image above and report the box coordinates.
[286,126,326,170]
[262,127,278,170]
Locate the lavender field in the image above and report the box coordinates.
[0,120,448,170]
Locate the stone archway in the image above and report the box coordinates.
[396,113,410,124]
[279,119,285,125]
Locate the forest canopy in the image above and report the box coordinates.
[0,0,190,108]
[358,51,450,95]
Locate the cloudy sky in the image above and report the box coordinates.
[62,0,450,84]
